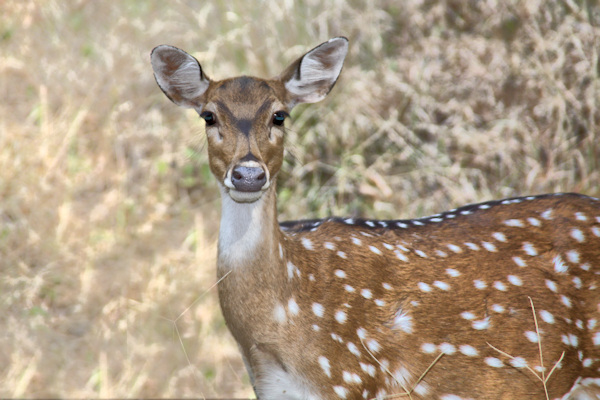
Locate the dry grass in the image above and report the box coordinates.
[1,0,599,397]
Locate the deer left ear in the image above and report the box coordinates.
[277,37,348,109]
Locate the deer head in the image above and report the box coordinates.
[150,37,348,203]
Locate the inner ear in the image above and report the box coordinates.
[278,37,349,108]
[150,45,211,109]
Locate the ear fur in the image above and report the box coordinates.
[278,37,348,108]
[150,45,210,109]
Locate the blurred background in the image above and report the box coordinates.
[1,0,599,397]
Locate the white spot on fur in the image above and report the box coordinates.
[504,219,524,227]
[465,242,480,251]
[392,309,413,334]
[509,357,528,368]
[571,228,585,243]
[566,250,580,263]
[513,256,526,268]
[523,242,538,256]
[439,343,456,354]
[459,344,478,357]
[474,279,487,289]
[421,343,437,354]
[351,237,362,246]
[357,328,367,339]
[360,362,376,377]
[576,212,588,221]
[324,241,336,250]
[347,342,361,357]
[541,208,553,220]
[301,237,314,250]
[274,303,287,324]
[335,310,347,324]
[333,385,348,398]
[335,269,346,278]
[331,333,344,343]
[446,268,461,277]
[473,317,490,330]
[392,366,412,387]
[581,263,591,271]
[413,382,430,396]
[366,339,381,353]
[525,331,539,343]
[394,250,409,262]
[343,371,362,384]
[337,251,347,259]
[562,333,579,347]
[461,311,476,320]
[493,281,507,291]
[492,232,507,242]
[447,244,462,253]
[546,279,558,292]
[539,310,554,324]
[344,285,355,292]
[369,245,382,255]
[507,275,523,286]
[491,304,505,313]
[382,282,392,290]
[312,303,324,318]
[482,241,497,252]
[528,217,541,226]
[288,298,300,316]
[287,261,300,280]
[418,282,432,292]
[561,295,572,308]
[485,357,504,368]
[415,249,427,258]
[433,281,451,290]
[441,395,464,400]
[361,289,372,299]
[592,226,600,237]
[553,255,569,273]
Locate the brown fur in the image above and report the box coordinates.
[151,38,600,399]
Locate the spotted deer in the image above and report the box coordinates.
[151,37,600,399]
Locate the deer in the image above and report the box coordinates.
[151,37,600,399]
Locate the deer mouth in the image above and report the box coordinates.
[226,188,265,203]
[223,163,271,203]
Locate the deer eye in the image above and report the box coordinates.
[200,111,217,126]
[272,111,288,126]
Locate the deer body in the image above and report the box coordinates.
[151,38,600,399]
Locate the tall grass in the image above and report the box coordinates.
[1,0,599,397]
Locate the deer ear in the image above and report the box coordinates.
[151,45,210,109]
[278,37,348,108]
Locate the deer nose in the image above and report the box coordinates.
[231,166,267,192]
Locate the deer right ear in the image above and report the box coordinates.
[278,37,349,109]
[151,45,210,109]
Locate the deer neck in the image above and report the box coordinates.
[216,183,289,352]
[217,183,282,276]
